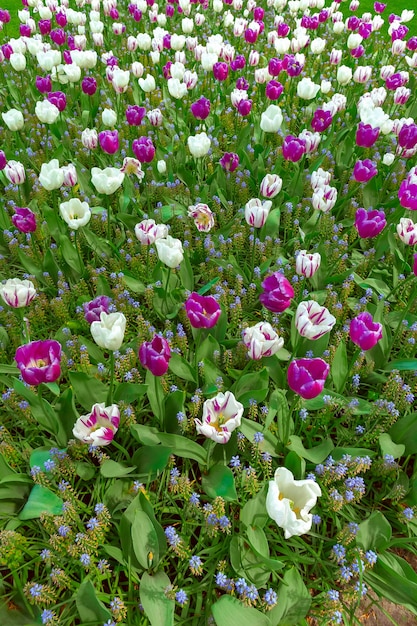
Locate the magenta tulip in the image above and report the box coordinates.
[99,130,119,155]
[83,296,112,324]
[354,208,386,238]
[349,312,383,351]
[139,335,171,376]
[259,272,294,313]
[185,292,221,329]
[287,358,330,399]
[132,137,155,163]
[12,207,37,233]
[15,340,62,385]
[353,159,378,183]
[356,123,380,148]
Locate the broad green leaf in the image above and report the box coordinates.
[385,359,417,371]
[390,412,417,454]
[75,579,112,624]
[145,370,165,425]
[240,487,269,529]
[0,603,39,625]
[68,371,107,412]
[232,368,269,407]
[132,446,172,477]
[131,424,161,446]
[357,511,392,551]
[138,493,167,562]
[240,418,278,457]
[140,571,175,626]
[287,435,334,464]
[331,341,347,394]
[164,389,185,432]
[155,433,207,464]
[202,464,237,501]
[100,460,136,478]
[379,433,405,459]
[284,451,305,480]
[113,383,147,404]
[132,510,160,569]
[30,448,65,470]
[19,485,64,520]
[212,594,271,626]
[59,234,83,274]
[168,353,197,383]
[365,552,417,614]
[270,389,293,445]
[268,567,311,625]
[76,462,95,480]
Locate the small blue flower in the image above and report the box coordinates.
[175,589,188,606]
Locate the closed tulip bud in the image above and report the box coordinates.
[219,152,239,172]
[155,235,184,268]
[125,105,146,126]
[185,292,221,328]
[73,403,120,446]
[260,104,283,132]
[90,311,126,351]
[10,52,26,71]
[2,109,24,131]
[354,207,386,238]
[139,334,171,376]
[265,79,283,100]
[260,173,282,198]
[61,163,77,187]
[99,130,119,155]
[353,159,378,183]
[35,99,60,124]
[12,207,36,233]
[187,132,211,158]
[147,108,163,127]
[282,135,306,162]
[299,130,321,154]
[35,75,52,94]
[329,48,342,64]
[131,61,144,78]
[213,61,229,81]
[82,128,98,150]
[195,391,243,444]
[350,312,382,350]
[260,272,294,313]
[295,250,321,278]
[91,167,125,195]
[60,198,91,230]
[287,357,330,399]
[0,278,36,308]
[135,219,168,245]
[245,198,272,228]
[311,109,332,132]
[132,137,155,163]
[15,340,62,386]
[356,123,380,147]
[297,76,320,99]
[139,74,156,93]
[312,185,338,212]
[188,203,215,232]
[396,217,417,245]
[102,108,117,127]
[295,300,336,340]
[336,65,353,85]
[243,321,284,360]
[157,160,167,175]
[167,78,188,99]
[39,159,64,191]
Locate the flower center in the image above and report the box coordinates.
[28,358,47,368]
[212,412,228,431]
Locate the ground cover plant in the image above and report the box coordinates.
[0,0,417,624]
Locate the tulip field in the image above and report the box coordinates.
[1,0,417,624]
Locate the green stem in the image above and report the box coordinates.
[385,283,417,363]
[106,196,112,240]
[107,351,115,405]
[163,267,171,313]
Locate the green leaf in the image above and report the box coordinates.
[140,571,175,626]
[113,383,147,404]
[19,485,64,520]
[155,433,207,464]
[131,424,161,446]
[240,418,278,457]
[132,446,172,478]
[122,274,146,294]
[132,510,160,569]
[100,460,136,478]
[164,389,185,432]
[212,595,271,626]
[68,371,107,412]
[145,370,165,425]
[379,433,405,459]
[168,352,196,383]
[75,579,112,624]
[365,552,417,614]
[202,464,237,501]
[287,435,334,464]
[232,368,269,407]
[390,412,417,454]
[198,277,219,295]
[268,567,311,625]
[270,389,293,445]
[285,451,305,480]
[384,359,417,371]
[240,486,270,529]
[357,511,392,551]
[331,341,347,394]
[30,448,65,470]
[59,234,83,274]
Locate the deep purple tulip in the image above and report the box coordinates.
[230,55,245,71]
[132,137,155,163]
[353,159,378,183]
[15,340,62,386]
[407,36,417,51]
[354,208,386,238]
[350,312,383,351]
[47,91,66,112]
[386,72,406,90]
[139,335,171,376]
[347,16,360,30]
[356,123,380,148]
[126,105,146,126]
[213,61,229,81]
[253,6,264,20]
[82,76,97,96]
[83,295,112,324]
[165,4,174,17]
[286,57,303,77]
[63,50,72,64]
[399,123,417,150]
[319,9,329,22]
[287,358,330,400]
[109,7,119,18]
[389,13,400,23]
[99,130,119,155]
[238,99,252,116]
[236,77,249,90]
[20,23,31,37]
[358,22,372,38]
[265,80,283,100]
[392,25,408,41]
[185,292,221,329]
[374,2,386,13]
[163,61,172,79]
[190,97,210,120]
[55,11,67,26]
[219,152,239,172]
[0,150,6,170]
[12,207,37,233]
[50,28,66,46]
[268,57,283,76]
[282,136,306,162]
[259,272,294,313]
[277,22,290,36]
[398,177,417,210]
[133,7,142,21]
[0,9,10,23]
[311,109,333,133]
[35,75,52,94]
[244,28,258,44]
[38,19,51,35]
[413,253,417,277]
[351,46,365,58]
[2,44,13,60]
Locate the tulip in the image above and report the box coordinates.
[260,174,282,198]
[237,99,252,116]
[353,159,378,183]
[245,198,272,228]
[398,123,417,150]
[90,311,126,351]
[259,272,294,313]
[120,158,145,181]
[139,334,171,376]
[287,357,330,399]
[138,74,156,93]
[295,301,336,340]
[297,77,320,100]
[413,253,417,277]
[12,207,37,233]
[39,159,64,191]
[155,235,184,268]
[265,80,283,100]
[311,109,332,133]
[35,76,52,94]
[82,76,97,95]
[188,132,211,158]
[10,52,26,72]
[102,109,117,127]
[266,467,322,538]
[190,97,211,120]
[188,203,215,232]
[15,340,62,386]
[61,164,77,188]
[35,100,60,125]
[195,391,244,444]
[356,123,380,147]
[82,128,98,150]
[295,250,321,278]
[91,167,125,195]
[2,109,24,131]
[311,168,331,190]
[282,135,306,162]
[350,312,383,350]
[134,219,168,245]
[185,292,221,329]
[73,403,120,447]
[354,208,386,238]
[47,91,66,112]
[300,130,321,154]
[260,104,283,132]
[167,78,187,100]
[132,137,155,163]
[125,105,146,126]
[60,198,91,230]
[147,109,163,127]
[242,322,284,360]
[397,217,417,245]
[99,130,119,155]
[312,185,338,213]
[337,65,353,85]
[219,152,239,172]
[0,278,36,308]
[83,296,112,324]
[213,61,228,81]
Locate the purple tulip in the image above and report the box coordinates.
[219,152,239,172]
[311,109,332,133]
[353,159,378,183]
[253,7,264,20]
[265,80,283,101]
[392,25,408,41]
[20,24,31,36]
[268,57,283,76]
[354,208,386,238]
[350,312,383,351]
[0,151,6,170]
[358,22,372,38]
[83,296,112,324]
[185,292,221,329]
[287,358,330,400]
[55,11,67,26]
[230,55,245,71]
[374,2,386,12]
[407,36,417,51]
[213,61,229,81]
[356,123,380,148]
[351,46,365,59]
[236,77,249,91]
[386,72,406,90]
[38,19,51,35]
[126,105,146,126]
[238,99,252,116]
[132,137,155,163]
[282,136,306,162]
[2,44,13,60]
[82,76,97,96]
[139,335,171,376]
[413,253,417,277]
[399,123,417,150]
[99,130,119,155]
[0,8,10,22]
[277,22,290,36]
[259,272,294,313]
[398,177,417,210]
[50,28,66,46]
[47,91,66,112]
[190,97,211,120]
[36,75,52,94]
[286,57,303,77]
[15,340,62,386]
[12,207,37,233]
[244,28,258,44]
[347,16,360,30]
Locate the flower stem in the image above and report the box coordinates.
[107,351,115,405]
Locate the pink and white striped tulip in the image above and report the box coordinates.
[397,217,417,245]
[73,403,120,446]
[242,322,284,360]
[295,300,336,340]
[195,391,244,444]
[295,251,321,278]
[260,173,282,198]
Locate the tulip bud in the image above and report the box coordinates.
[259,272,294,313]
[349,312,382,350]
[287,357,330,399]
[185,292,221,328]
[0,278,36,308]
[245,198,272,228]
[354,207,386,238]
[260,173,282,198]
[396,217,417,245]
[139,335,171,376]
[90,311,126,351]
[295,250,321,278]
[243,321,284,359]
[295,301,336,340]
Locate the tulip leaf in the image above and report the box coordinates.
[285,451,305,480]
[76,579,112,624]
[202,464,237,501]
[19,485,64,520]
[287,435,334,464]
[59,234,83,274]
[132,510,160,569]
[168,353,197,383]
[155,433,207,465]
[140,572,175,626]
[364,552,417,614]
[232,368,269,407]
[145,370,165,425]
[113,383,147,404]
[240,418,278,457]
[164,389,186,433]
[30,448,65,470]
[378,433,405,459]
[331,341,347,394]
[390,412,417,454]
[68,371,108,412]
[212,595,271,626]
[240,486,269,529]
[100,460,137,478]
[385,359,417,371]
[268,567,311,625]
[132,446,172,478]
[131,424,161,446]
[356,511,392,551]
[270,389,293,445]
[197,277,220,296]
